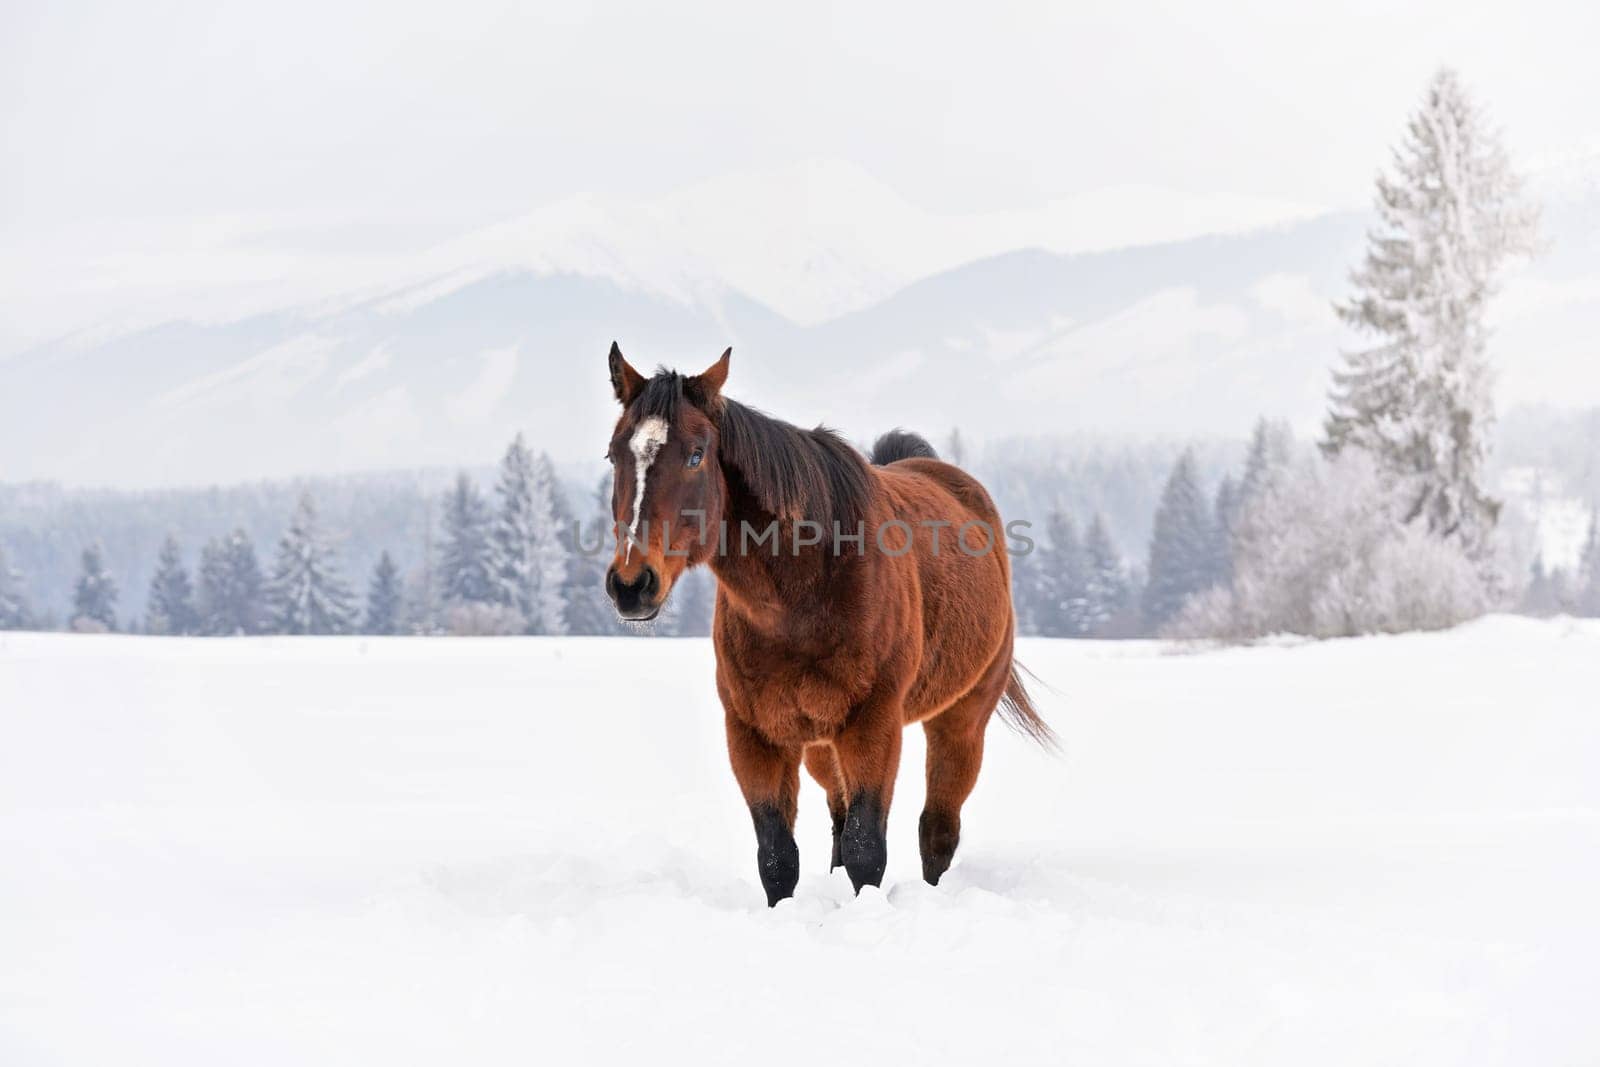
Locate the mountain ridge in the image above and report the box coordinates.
[2,166,1596,488]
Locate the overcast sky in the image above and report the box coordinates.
[4,0,1598,352]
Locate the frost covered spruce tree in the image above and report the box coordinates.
[440,473,497,606]
[1240,418,1295,509]
[365,551,404,636]
[0,543,30,630]
[1208,418,1296,593]
[198,530,264,635]
[71,543,118,632]
[146,534,198,635]
[1210,474,1240,589]
[439,473,522,635]
[490,435,569,635]
[1578,513,1600,617]
[1008,531,1043,635]
[1037,511,1090,637]
[1083,514,1129,635]
[404,500,443,635]
[665,566,716,636]
[266,493,356,635]
[1323,68,1537,564]
[563,475,627,637]
[1143,450,1216,628]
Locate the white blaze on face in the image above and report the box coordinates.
[624,415,669,563]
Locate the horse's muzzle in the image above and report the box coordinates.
[605,563,661,621]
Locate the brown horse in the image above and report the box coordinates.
[603,343,1053,906]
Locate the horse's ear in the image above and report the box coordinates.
[608,341,645,405]
[688,348,731,405]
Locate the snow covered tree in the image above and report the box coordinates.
[1083,513,1129,635]
[1143,450,1216,628]
[1036,511,1089,636]
[71,543,118,632]
[1211,419,1296,593]
[1240,418,1295,512]
[1210,474,1240,589]
[440,473,497,607]
[145,534,198,635]
[1173,451,1488,640]
[1578,513,1600,617]
[560,475,625,636]
[534,451,576,634]
[266,493,356,635]
[365,551,404,635]
[198,530,264,635]
[1008,524,1043,635]
[490,436,569,634]
[1323,69,1538,564]
[663,567,716,637]
[404,499,443,635]
[0,543,30,630]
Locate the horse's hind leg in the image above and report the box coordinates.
[920,655,1007,886]
[803,744,848,871]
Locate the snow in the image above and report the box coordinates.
[2,618,1597,1064]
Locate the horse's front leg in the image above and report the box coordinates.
[725,714,802,907]
[831,701,904,894]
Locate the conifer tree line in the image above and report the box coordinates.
[1011,510,1137,638]
[5,414,1149,638]
[3,411,1597,638]
[1,432,717,638]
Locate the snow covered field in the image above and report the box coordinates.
[2,618,1597,1065]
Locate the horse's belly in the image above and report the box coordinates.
[902,555,1012,722]
[903,644,992,723]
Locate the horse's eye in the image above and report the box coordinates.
[687,448,704,469]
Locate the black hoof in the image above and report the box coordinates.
[919,809,959,886]
[752,804,799,906]
[841,791,887,893]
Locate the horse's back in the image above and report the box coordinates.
[872,457,1002,528]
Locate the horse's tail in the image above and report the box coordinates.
[869,429,938,465]
[998,661,1059,751]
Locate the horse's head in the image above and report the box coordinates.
[603,342,731,621]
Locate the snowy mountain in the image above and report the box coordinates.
[2,159,1596,487]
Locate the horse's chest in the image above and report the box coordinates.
[716,640,865,747]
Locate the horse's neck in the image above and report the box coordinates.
[708,503,835,633]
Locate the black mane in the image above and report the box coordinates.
[633,369,871,528]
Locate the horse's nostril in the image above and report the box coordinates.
[606,565,658,606]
